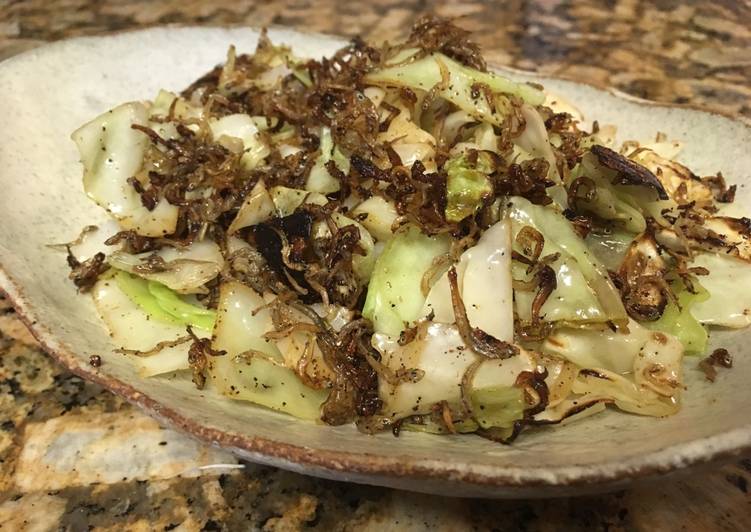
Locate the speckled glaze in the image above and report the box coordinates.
[1,26,750,503]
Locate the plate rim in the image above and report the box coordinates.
[1,25,750,495]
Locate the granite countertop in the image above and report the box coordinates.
[0,1,750,530]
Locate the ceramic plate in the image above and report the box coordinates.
[1,27,749,498]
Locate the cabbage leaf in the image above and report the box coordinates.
[311,212,377,284]
[208,282,326,420]
[629,148,713,205]
[423,219,514,341]
[209,114,270,169]
[470,386,525,430]
[572,154,647,233]
[644,278,708,355]
[92,275,209,377]
[150,89,203,122]
[377,103,437,169]
[444,152,493,222]
[584,228,635,271]
[516,104,560,183]
[114,271,215,331]
[364,53,545,125]
[351,196,399,242]
[542,319,684,417]
[690,253,751,328]
[372,322,536,421]
[147,281,216,332]
[363,224,450,336]
[577,152,675,228]
[269,186,328,217]
[228,179,276,233]
[506,197,628,324]
[71,102,179,237]
[306,127,350,194]
[108,240,224,294]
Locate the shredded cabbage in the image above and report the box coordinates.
[312,212,377,285]
[423,219,514,341]
[208,282,326,419]
[579,152,676,227]
[378,102,438,169]
[373,322,536,420]
[108,240,224,294]
[306,127,351,193]
[470,386,525,430]
[364,53,545,125]
[114,271,215,331]
[584,228,635,271]
[150,89,203,121]
[209,114,270,169]
[351,196,399,242]
[228,179,276,233]
[542,319,684,417]
[444,152,493,222]
[269,186,327,217]
[516,104,560,183]
[403,419,479,435]
[644,278,708,355]
[542,319,680,374]
[363,225,450,336]
[507,197,628,324]
[71,102,179,236]
[629,148,713,205]
[70,22,748,439]
[92,275,208,377]
[690,253,751,328]
[147,281,216,332]
[572,369,680,417]
[573,154,647,233]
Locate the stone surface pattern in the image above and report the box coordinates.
[0,1,750,530]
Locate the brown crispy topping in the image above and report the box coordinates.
[495,159,554,206]
[591,145,669,200]
[187,326,226,390]
[66,250,109,292]
[406,15,487,72]
[698,348,733,382]
[702,173,736,203]
[617,229,672,321]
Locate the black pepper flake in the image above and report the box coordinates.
[89,355,102,367]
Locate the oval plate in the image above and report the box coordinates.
[1,27,750,498]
